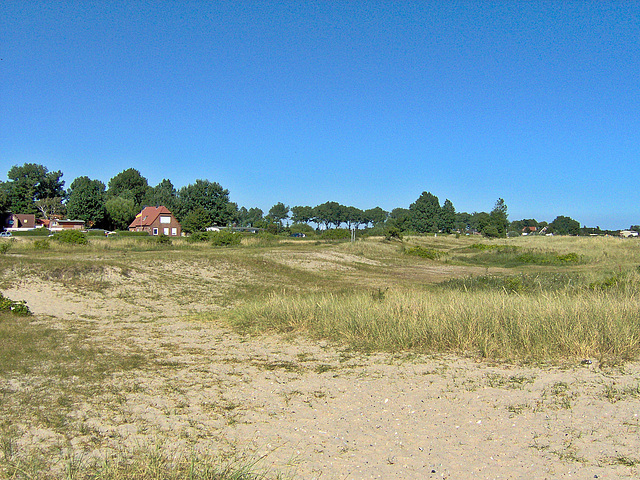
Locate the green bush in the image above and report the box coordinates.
[516,251,583,265]
[32,238,50,250]
[210,230,241,247]
[383,227,403,241]
[52,230,88,245]
[150,234,173,245]
[0,293,31,315]
[0,240,13,255]
[321,229,351,240]
[186,231,213,243]
[289,223,315,236]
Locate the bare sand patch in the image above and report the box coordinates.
[3,270,640,479]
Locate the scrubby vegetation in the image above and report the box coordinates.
[0,293,31,315]
[1,232,640,477]
[52,229,88,245]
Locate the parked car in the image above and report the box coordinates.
[0,231,12,237]
[290,233,306,238]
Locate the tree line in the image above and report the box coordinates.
[0,162,613,237]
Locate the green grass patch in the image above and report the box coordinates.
[404,245,447,260]
[459,245,584,267]
[440,273,584,294]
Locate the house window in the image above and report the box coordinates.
[163,227,169,236]
[171,228,177,236]
[152,228,158,235]
[160,216,171,224]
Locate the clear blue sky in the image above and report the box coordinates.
[2,1,638,229]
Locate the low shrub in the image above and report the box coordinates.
[383,227,403,241]
[469,243,519,253]
[32,238,50,250]
[289,223,315,236]
[186,231,213,243]
[52,230,88,245]
[321,229,351,240]
[0,241,13,254]
[515,251,583,265]
[0,293,31,315]
[250,232,279,246]
[210,230,241,247]
[150,234,173,245]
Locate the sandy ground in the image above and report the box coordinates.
[4,263,640,479]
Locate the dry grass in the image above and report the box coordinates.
[228,285,640,363]
[2,233,640,478]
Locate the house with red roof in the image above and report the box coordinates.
[129,206,182,237]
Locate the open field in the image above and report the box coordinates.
[1,234,639,478]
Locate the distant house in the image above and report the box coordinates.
[521,226,537,235]
[49,219,86,231]
[4,213,37,231]
[129,206,182,236]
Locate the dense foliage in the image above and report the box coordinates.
[2,162,627,236]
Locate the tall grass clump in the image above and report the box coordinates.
[228,285,640,364]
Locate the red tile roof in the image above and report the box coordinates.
[129,206,173,228]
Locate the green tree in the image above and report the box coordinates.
[0,182,10,213]
[5,163,65,214]
[362,207,388,228]
[66,177,107,227]
[455,212,473,233]
[485,198,508,238]
[144,179,179,212]
[237,207,249,226]
[105,196,138,230]
[267,202,290,226]
[388,208,411,231]
[291,205,314,224]
[409,192,441,233]
[107,168,150,208]
[178,179,233,226]
[181,206,214,233]
[35,197,66,219]
[439,199,456,233]
[245,207,264,227]
[341,206,362,230]
[549,215,580,235]
[470,211,491,233]
[313,202,343,229]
